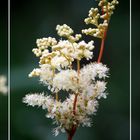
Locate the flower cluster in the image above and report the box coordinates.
[24,62,108,135]
[0,75,7,95]
[23,0,118,138]
[24,62,109,136]
[29,24,95,81]
[82,0,119,38]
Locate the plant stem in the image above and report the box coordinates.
[56,92,59,101]
[68,135,73,140]
[97,0,109,63]
[73,59,80,115]
[67,60,80,140]
[73,94,78,115]
[77,60,80,76]
[67,126,77,140]
[97,30,107,63]
[52,68,59,101]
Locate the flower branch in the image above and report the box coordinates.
[23,0,118,140]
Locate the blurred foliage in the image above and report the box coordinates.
[0,0,134,140]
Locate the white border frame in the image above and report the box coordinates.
[130,0,132,139]
[8,0,10,140]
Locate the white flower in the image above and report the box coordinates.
[84,8,100,26]
[41,49,49,58]
[95,81,107,99]
[36,37,57,48]
[25,61,109,134]
[82,25,108,38]
[81,117,92,127]
[94,63,109,79]
[32,48,42,57]
[56,24,74,37]
[39,64,54,85]
[23,93,54,110]
[53,127,60,136]
[82,84,96,98]
[52,70,78,92]
[29,68,41,77]
[51,55,70,70]
[52,40,74,62]
[52,40,73,51]
[73,40,95,60]
[80,63,109,82]
[86,100,97,115]
[0,76,7,94]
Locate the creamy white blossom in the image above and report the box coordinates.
[23,93,55,110]
[39,64,54,85]
[95,81,107,99]
[51,55,70,70]
[73,40,94,60]
[52,70,78,92]
[80,63,109,86]
[24,62,109,132]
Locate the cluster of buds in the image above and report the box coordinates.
[99,0,119,20]
[29,24,95,91]
[56,24,82,42]
[84,8,100,26]
[82,20,108,38]
[82,0,119,38]
[29,24,95,78]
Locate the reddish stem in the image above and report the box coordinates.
[67,59,79,140]
[67,126,77,140]
[68,134,72,140]
[73,94,78,115]
[67,92,78,140]
[97,29,107,63]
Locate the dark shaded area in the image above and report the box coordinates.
[0,0,8,140]
[10,0,130,140]
[132,1,140,140]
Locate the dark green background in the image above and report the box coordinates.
[132,0,140,139]
[0,0,133,140]
[0,0,8,140]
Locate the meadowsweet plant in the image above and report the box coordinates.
[0,75,7,95]
[23,0,118,139]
